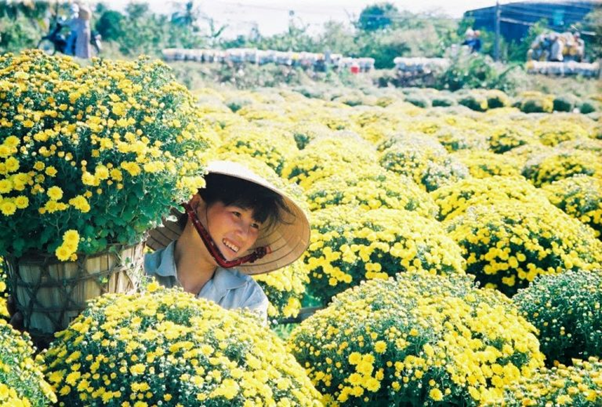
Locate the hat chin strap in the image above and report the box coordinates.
[182,202,271,269]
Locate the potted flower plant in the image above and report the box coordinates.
[0,50,209,343]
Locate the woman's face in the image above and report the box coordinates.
[201,201,261,261]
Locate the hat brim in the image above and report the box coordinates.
[146,161,311,275]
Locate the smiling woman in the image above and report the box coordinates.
[144,161,311,321]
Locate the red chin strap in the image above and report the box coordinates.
[182,202,271,268]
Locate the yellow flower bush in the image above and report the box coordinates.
[536,120,590,147]
[434,128,488,153]
[0,50,209,260]
[43,284,323,406]
[502,143,552,168]
[379,134,469,192]
[496,358,602,406]
[288,271,544,406]
[254,260,309,320]
[557,137,602,153]
[236,103,287,122]
[289,122,334,150]
[217,125,298,175]
[542,175,602,238]
[431,176,547,221]
[522,148,602,187]
[0,320,56,406]
[282,137,378,190]
[305,169,439,219]
[514,271,602,367]
[486,125,537,154]
[304,206,465,304]
[445,202,602,296]
[451,150,522,179]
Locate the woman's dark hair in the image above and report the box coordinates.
[180,173,292,231]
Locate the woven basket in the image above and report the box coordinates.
[6,243,144,347]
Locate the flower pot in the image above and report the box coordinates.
[5,243,144,348]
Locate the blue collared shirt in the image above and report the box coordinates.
[144,241,268,321]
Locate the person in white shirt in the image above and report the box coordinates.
[144,161,310,322]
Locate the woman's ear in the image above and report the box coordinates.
[189,193,208,223]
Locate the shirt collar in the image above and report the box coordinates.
[155,241,249,291]
[212,267,248,292]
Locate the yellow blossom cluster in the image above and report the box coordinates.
[522,148,602,187]
[217,125,298,175]
[378,133,469,192]
[43,283,323,406]
[451,150,522,179]
[54,229,80,261]
[304,205,465,304]
[535,115,593,147]
[486,125,538,154]
[514,271,602,367]
[445,201,602,296]
[495,357,602,406]
[0,50,210,260]
[431,176,548,221]
[0,320,56,406]
[305,168,439,218]
[434,128,489,153]
[288,271,544,406]
[282,137,378,190]
[542,175,602,238]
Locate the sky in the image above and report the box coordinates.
[99,0,510,37]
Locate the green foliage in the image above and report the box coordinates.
[357,2,399,32]
[94,10,124,42]
[583,9,602,60]
[553,95,577,112]
[0,14,42,52]
[356,29,411,69]
[514,271,602,366]
[458,92,488,111]
[580,100,598,114]
[431,95,456,107]
[404,94,430,108]
[485,89,511,108]
[436,53,522,92]
[507,20,548,63]
[520,96,554,113]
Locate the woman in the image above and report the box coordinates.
[145,161,310,321]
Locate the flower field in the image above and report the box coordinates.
[0,52,601,405]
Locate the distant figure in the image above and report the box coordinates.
[472,30,482,53]
[73,2,92,59]
[567,32,585,62]
[462,28,481,53]
[549,33,564,62]
[64,3,79,56]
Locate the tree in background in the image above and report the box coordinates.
[356,2,399,32]
[583,8,601,60]
[317,21,358,56]
[0,0,50,52]
[95,8,125,42]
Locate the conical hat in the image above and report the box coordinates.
[146,161,311,275]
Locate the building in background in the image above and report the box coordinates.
[464,1,596,43]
